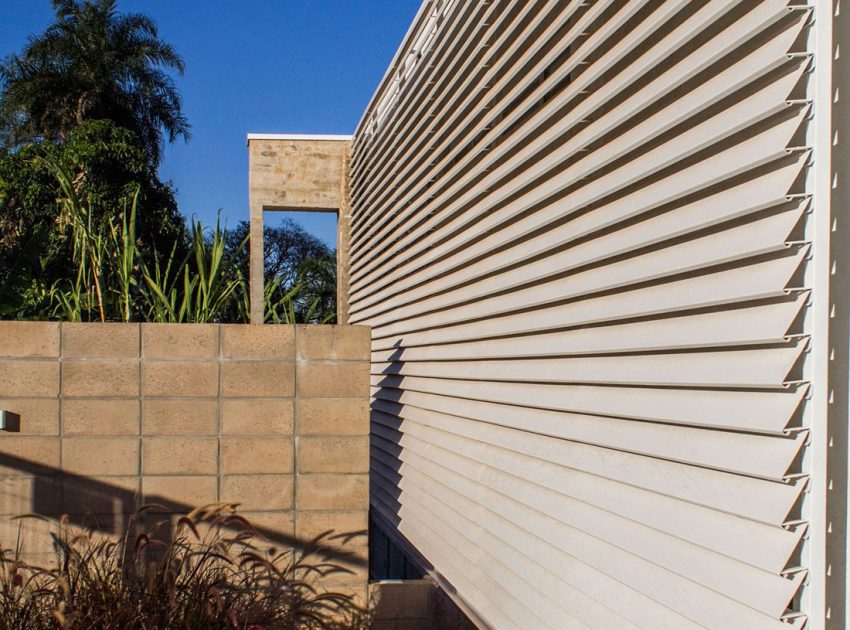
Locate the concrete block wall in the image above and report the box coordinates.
[0,321,370,595]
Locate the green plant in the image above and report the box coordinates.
[294,255,337,324]
[0,505,369,630]
[4,158,335,324]
[140,216,244,323]
[226,220,337,324]
[109,192,138,323]
[0,120,187,296]
[45,159,141,322]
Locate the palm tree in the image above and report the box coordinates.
[0,0,189,164]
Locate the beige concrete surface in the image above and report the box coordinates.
[247,138,351,324]
[0,322,370,592]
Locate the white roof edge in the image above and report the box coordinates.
[246,133,353,144]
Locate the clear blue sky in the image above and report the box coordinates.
[0,1,421,247]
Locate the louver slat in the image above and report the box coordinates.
[351,0,620,221]
[370,297,806,358]
[370,391,806,480]
[370,250,809,346]
[370,463,697,630]
[371,443,804,628]
[362,202,806,332]
[371,375,807,435]
[350,0,816,627]
[364,207,807,340]
[370,428,807,577]
[350,0,791,245]
[355,160,808,323]
[370,482,556,630]
[370,468,648,630]
[373,435,806,624]
[370,408,804,525]
[349,5,808,294]
[372,341,807,389]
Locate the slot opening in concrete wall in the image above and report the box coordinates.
[260,210,339,325]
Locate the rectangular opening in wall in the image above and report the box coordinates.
[262,210,338,324]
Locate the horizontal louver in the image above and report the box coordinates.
[350,1,818,628]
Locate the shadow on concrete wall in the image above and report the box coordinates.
[0,450,367,570]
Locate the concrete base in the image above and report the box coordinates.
[370,579,477,630]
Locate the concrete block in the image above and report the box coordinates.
[327,584,368,610]
[142,399,218,435]
[0,322,59,357]
[62,360,139,397]
[0,361,59,397]
[296,474,368,511]
[296,363,369,398]
[296,398,369,435]
[142,437,217,475]
[62,399,139,436]
[62,475,138,514]
[0,476,61,515]
[313,559,369,587]
[0,398,59,435]
[0,514,61,556]
[221,325,294,359]
[142,361,218,398]
[142,475,217,509]
[371,620,432,630]
[296,325,370,361]
[221,361,294,397]
[221,399,293,435]
[220,474,293,511]
[295,510,368,542]
[60,512,137,538]
[62,438,138,476]
[62,323,139,358]
[240,510,295,543]
[370,580,434,621]
[220,437,293,474]
[0,437,59,475]
[298,436,369,473]
[142,324,218,359]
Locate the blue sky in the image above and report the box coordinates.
[0,1,421,247]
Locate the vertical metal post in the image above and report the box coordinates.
[809,1,844,626]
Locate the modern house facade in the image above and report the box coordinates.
[250,1,850,628]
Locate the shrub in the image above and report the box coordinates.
[0,120,187,296]
[0,505,368,629]
[1,159,333,324]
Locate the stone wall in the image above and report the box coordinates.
[0,321,369,596]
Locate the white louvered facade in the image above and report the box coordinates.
[346,1,848,628]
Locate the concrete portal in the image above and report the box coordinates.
[247,134,352,324]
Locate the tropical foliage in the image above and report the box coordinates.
[227,220,337,325]
[0,1,336,323]
[0,120,186,306]
[0,0,190,312]
[0,0,189,165]
[0,161,335,323]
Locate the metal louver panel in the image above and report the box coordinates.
[349,1,832,628]
[370,390,807,480]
